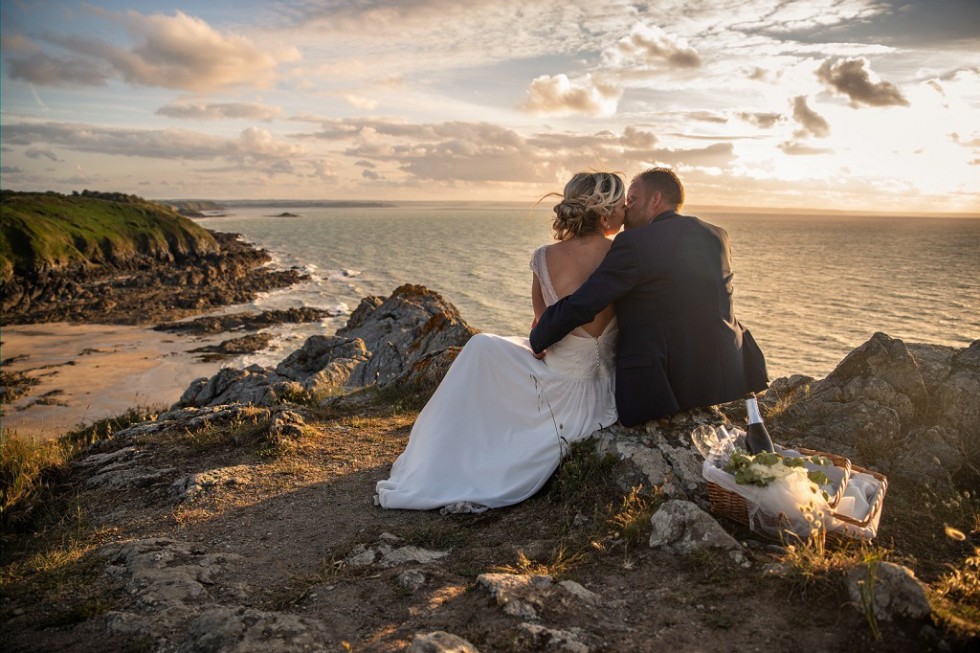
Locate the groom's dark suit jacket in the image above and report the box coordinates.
[530,209,768,427]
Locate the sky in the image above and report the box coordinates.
[1,0,978,213]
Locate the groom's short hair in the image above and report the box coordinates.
[633,168,684,209]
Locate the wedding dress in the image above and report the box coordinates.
[375,245,618,512]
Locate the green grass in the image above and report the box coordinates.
[1,406,159,531]
[1,190,218,279]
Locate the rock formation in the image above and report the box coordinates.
[2,230,307,326]
[763,332,979,486]
[177,284,477,407]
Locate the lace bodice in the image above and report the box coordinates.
[529,245,617,379]
[530,244,616,339]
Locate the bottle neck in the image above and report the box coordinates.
[745,397,763,425]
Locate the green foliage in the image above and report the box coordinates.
[547,438,619,503]
[0,190,218,279]
[724,450,832,491]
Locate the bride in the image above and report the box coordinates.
[375,172,626,512]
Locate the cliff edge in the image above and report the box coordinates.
[1,286,977,652]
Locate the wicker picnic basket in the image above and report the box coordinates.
[706,447,887,545]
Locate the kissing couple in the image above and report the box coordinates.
[376,168,768,513]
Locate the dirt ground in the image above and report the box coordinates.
[1,400,977,652]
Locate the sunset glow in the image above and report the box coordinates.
[1,0,978,213]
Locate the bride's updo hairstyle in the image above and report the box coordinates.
[549,172,625,241]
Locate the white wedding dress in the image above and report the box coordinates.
[375,245,618,512]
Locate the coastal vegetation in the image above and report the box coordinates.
[0,190,218,280]
[0,190,306,325]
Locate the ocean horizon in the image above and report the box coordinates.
[194,202,980,382]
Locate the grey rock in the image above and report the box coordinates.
[274,335,370,393]
[648,500,744,561]
[477,573,550,620]
[345,536,449,568]
[176,606,329,653]
[178,365,283,407]
[74,446,140,469]
[87,466,175,490]
[172,466,250,502]
[934,367,980,452]
[268,407,307,441]
[591,407,728,503]
[476,572,601,623]
[338,284,477,388]
[770,334,979,484]
[408,631,480,653]
[896,426,964,483]
[177,284,476,408]
[846,561,932,622]
[764,374,816,407]
[397,569,427,592]
[826,332,928,415]
[518,623,591,653]
[78,448,176,489]
[102,538,240,609]
[557,580,601,606]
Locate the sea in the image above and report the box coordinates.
[195,202,980,382]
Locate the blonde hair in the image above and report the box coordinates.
[546,172,625,241]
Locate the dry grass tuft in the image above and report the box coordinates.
[494,544,586,578]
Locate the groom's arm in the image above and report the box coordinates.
[529,235,639,353]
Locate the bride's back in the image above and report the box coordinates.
[544,237,616,338]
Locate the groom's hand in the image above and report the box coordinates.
[529,319,546,359]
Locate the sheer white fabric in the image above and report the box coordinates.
[375,245,617,512]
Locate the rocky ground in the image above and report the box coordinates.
[2,287,977,652]
[1,393,976,652]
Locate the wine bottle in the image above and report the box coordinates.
[744,394,775,454]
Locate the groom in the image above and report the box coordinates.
[529,167,768,427]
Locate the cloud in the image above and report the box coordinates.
[816,57,909,107]
[25,147,60,161]
[653,143,736,168]
[7,52,109,86]
[309,159,338,182]
[2,122,303,163]
[606,23,701,69]
[686,111,728,124]
[327,118,730,183]
[737,112,782,129]
[156,102,283,121]
[343,94,378,110]
[1,33,38,53]
[779,141,833,155]
[1,166,24,174]
[791,96,829,137]
[20,10,299,91]
[519,73,622,117]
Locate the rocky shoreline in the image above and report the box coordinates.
[2,285,976,652]
[1,230,309,327]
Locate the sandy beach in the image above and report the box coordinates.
[1,323,231,439]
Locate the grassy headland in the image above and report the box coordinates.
[0,190,218,281]
[0,189,305,325]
